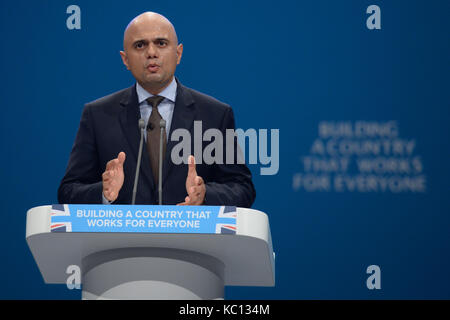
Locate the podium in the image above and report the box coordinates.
[26,205,275,300]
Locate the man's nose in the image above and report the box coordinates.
[146,43,158,58]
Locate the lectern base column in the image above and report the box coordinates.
[81,248,225,300]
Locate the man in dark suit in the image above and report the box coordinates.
[58,12,255,207]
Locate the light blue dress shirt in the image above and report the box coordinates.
[136,78,177,139]
[102,78,178,204]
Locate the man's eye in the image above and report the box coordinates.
[135,42,145,49]
[157,40,167,46]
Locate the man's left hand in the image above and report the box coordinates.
[177,155,206,205]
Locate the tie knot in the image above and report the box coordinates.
[147,96,165,108]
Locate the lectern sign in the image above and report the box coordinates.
[50,204,237,235]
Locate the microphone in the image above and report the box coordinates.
[147,122,154,131]
[158,119,166,205]
[132,119,146,205]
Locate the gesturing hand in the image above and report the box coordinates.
[177,155,206,205]
[102,152,126,202]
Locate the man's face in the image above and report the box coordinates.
[120,14,183,94]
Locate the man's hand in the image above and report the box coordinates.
[102,152,126,202]
[177,155,206,205]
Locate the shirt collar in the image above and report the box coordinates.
[136,77,177,104]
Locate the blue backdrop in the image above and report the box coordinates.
[1,0,449,299]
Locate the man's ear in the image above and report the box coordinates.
[119,51,130,70]
[176,43,183,65]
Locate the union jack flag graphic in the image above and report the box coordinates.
[218,206,237,218]
[50,204,72,232]
[216,206,237,234]
[51,204,70,216]
[216,224,237,234]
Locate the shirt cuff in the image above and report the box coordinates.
[102,192,112,205]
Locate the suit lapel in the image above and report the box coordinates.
[118,84,156,190]
[163,80,195,184]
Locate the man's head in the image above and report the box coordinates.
[120,12,183,95]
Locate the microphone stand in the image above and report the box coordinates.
[132,119,146,205]
[158,119,166,205]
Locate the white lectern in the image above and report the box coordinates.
[26,205,275,300]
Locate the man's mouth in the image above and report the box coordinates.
[146,64,160,72]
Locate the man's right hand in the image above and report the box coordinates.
[102,152,126,202]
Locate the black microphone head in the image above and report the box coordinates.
[147,122,154,131]
[138,119,145,130]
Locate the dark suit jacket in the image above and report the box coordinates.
[58,80,256,207]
